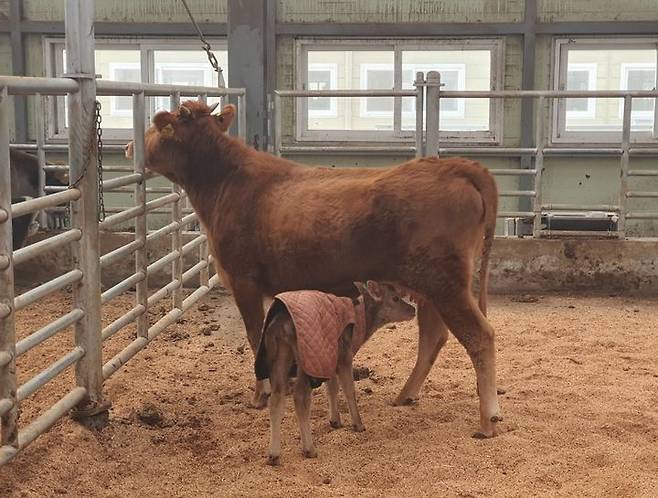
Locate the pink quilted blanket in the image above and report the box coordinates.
[255,290,367,381]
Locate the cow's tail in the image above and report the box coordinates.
[466,167,498,317]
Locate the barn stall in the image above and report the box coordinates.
[1,0,657,496]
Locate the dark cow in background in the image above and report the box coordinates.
[10,149,68,250]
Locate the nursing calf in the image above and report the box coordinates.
[256,281,416,465]
[129,100,503,438]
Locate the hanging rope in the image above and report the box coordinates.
[179,0,226,88]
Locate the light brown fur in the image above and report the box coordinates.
[263,281,415,465]
[128,100,502,437]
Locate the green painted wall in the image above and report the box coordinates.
[538,0,658,22]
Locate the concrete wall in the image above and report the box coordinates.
[14,231,658,296]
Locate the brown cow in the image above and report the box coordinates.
[129,100,502,438]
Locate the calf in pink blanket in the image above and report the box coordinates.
[255,281,415,465]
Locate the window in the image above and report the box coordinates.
[554,37,658,143]
[297,39,504,143]
[307,63,337,117]
[45,38,228,140]
[566,63,597,119]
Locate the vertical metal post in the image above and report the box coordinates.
[196,92,210,287]
[65,0,107,417]
[618,95,632,238]
[0,86,18,448]
[170,92,183,311]
[425,71,441,157]
[35,94,47,229]
[273,93,282,157]
[238,93,247,141]
[133,92,148,338]
[414,72,425,158]
[532,96,545,237]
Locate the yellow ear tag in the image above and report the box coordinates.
[161,123,174,138]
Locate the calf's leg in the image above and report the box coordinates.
[231,279,269,408]
[336,343,365,432]
[435,291,502,438]
[293,369,317,458]
[266,332,292,466]
[394,300,449,406]
[326,377,342,428]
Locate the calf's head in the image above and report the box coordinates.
[125,100,236,182]
[354,281,416,332]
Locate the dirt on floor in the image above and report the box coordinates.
[1,290,657,497]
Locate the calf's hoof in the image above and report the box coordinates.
[352,423,366,433]
[302,448,317,459]
[249,391,270,410]
[329,419,343,429]
[267,455,281,466]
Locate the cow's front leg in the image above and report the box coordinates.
[231,279,268,408]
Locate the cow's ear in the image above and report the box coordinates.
[365,280,383,301]
[153,110,176,131]
[214,104,236,131]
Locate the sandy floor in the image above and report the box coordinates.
[1,290,657,497]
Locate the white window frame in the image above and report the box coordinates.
[43,37,227,142]
[401,63,466,118]
[109,62,141,117]
[565,63,597,120]
[553,37,658,144]
[295,38,504,145]
[359,63,395,118]
[307,63,338,118]
[619,62,657,123]
[153,61,215,112]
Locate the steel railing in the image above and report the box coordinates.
[0,0,247,468]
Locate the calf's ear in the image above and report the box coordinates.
[365,280,383,301]
[353,281,367,296]
[214,104,236,131]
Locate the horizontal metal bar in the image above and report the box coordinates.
[42,165,70,172]
[280,145,416,155]
[275,22,527,36]
[11,189,80,218]
[546,147,622,155]
[101,272,145,305]
[626,212,658,220]
[276,89,416,97]
[0,75,79,95]
[102,173,143,190]
[147,280,181,309]
[147,308,185,340]
[96,80,244,97]
[16,308,84,357]
[145,193,181,212]
[538,230,619,238]
[44,185,67,193]
[439,90,658,98]
[180,212,198,226]
[98,205,144,230]
[147,251,179,276]
[17,347,85,402]
[146,221,180,243]
[440,147,537,155]
[105,186,175,194]
[491,169,537,176]
[0,387,87,467]
[628,170,658,177]
[181,274,221,313]
[500,190,536,197]
[498,211,536,218]
[181,234,207,255]
[626,191,658,198]
[14,270,83,311]
[102,304,145,341]
[0,20,228,36]
[181,261,207,283]
[0,351,11,368]
[542,204,620,211]
[13,229,81,266]
[100,239,143,268]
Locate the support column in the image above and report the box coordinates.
[520,0,538,213]
[228,0,268,149]
[65,0,109,420]
[9,0,27,143]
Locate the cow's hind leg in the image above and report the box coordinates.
[231,279,269,408]
[435,291,501,438]
[294,370,317,458]
[394,300,449,406]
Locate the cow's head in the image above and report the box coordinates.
[125,100,236,182]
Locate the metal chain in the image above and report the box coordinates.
[68,100,105,222]
[179,0,226,87]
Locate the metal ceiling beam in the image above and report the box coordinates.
[0,21,227,36]
[275,22,527,36]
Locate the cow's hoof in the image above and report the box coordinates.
[329,419,343,429]
[302,448,317,459]
[352,423,366,433]
[472,431,491,439]
[267,455,281,466]
[392,396,416,407]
